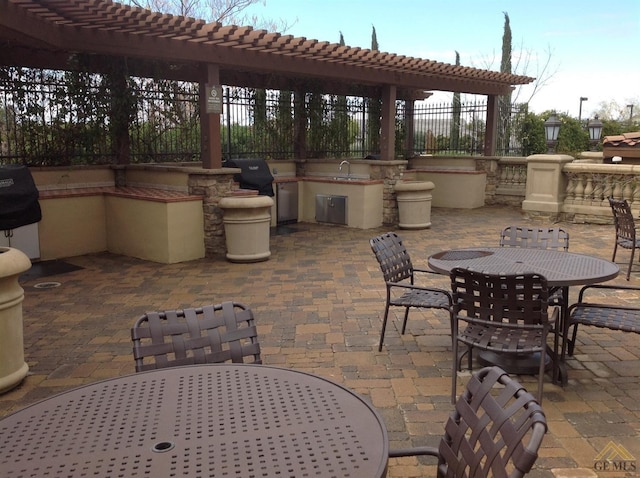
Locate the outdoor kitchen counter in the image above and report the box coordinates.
[37,186,205,263]
[301,177,382,185]
[299,177,384,229]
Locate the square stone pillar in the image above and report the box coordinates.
[522,154,574,216]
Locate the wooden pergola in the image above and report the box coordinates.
[0,0,534,167]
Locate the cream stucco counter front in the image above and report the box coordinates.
[39,187,205,264]
[299,178,384,229]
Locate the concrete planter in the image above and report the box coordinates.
[394,180,435,229]
[219,194,274,262]
[0,247,31,394]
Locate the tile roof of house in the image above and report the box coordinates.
[0,0,534,97]
[603,131,640,148]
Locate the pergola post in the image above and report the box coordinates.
[294,90,307,159]
[484,94,498,156]
[379,85,397,160]
[199,63,222,169]
[404,100,415,159]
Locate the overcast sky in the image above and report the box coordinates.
[242,0,640,118]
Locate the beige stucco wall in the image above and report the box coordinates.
[266,160,297,178]
[300,180,383,229]
[413,170,486,208]
[31,167,115,190]
[38,195,108,260]
[105,196,204,264]
[301,159,372,179]
[123,168,191,190]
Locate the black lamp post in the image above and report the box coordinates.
[578,97,588,123]
[587,115,603,151]
[544,115,561,153]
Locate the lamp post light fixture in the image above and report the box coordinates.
[578,97,588,123]
[587,115,603,151]
[544,114,561,153]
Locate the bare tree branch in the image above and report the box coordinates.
[122,0,295,31]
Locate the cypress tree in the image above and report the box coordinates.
[498,12,512,154]
[367,25,381,154]
[451,51,461,152]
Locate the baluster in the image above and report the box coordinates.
[511,166,519,186]
[602,178,613,206]
[583,177,594,204]
[500,165,508,187]
[565,176,576,204]
[632,180,640,206]
[574,175,585,204]
[623,180,633,202]
[591,175,603,205]
[612,176,623,200]
[517,165,526,187]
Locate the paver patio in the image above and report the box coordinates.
[1,205,638,477]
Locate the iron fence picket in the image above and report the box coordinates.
[1,68,529,165]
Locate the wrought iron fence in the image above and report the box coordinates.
[0,67,527,166]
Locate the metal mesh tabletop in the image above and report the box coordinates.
[0,364,389,478]
[429,247,619,286]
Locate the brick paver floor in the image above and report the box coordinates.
[1,205,638,477]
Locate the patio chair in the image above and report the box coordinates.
[369,232,452,352]
[450,267,557,404]
[389,366,547,478]
[499,225,569,382]
[499,225,569,310]
[566,284,640,357]
[131,301,261,372]
[608,197,640,280]
[499,225,569,251]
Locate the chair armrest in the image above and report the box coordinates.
[576,284,640,303]
[413,266,443,277]
[389,446,439,458]
[386,281,452,301]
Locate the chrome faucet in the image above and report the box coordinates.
[339,160,351,177]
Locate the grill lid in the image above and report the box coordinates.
[224,158,274,196]
[0,165,42,230]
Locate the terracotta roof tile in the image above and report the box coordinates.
[603,132,640,148]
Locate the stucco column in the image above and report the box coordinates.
[0,247,31,394]
[522,154,574,216]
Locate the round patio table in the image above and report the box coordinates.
[428,247,619,287]
[428,247,619,380]
[0,364,389,478]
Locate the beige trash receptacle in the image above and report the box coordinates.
[394,181,435,229]
[219,194,274,262]
[0,247,31,394]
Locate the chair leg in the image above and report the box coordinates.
[378,304,391,352]
[568,322,579,356]
[626,247,635,281]
[537,347,545,404]
[451,338,459,404]
[401,307,410,334]
[552,322,560,384]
